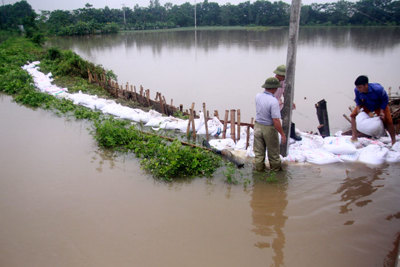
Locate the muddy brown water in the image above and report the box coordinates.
[1,93,400,266]
[47,27,400,133]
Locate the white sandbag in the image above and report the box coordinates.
[386,151,400,163]
[145,117,167,128]
[322,136,357,155]
[356,112,385,137]
[209,138,236,151]
[283,148,307,163]
[197,117,223,136]
[235,138,247,150]
[304,149,342,165]
[392,142,400,152]
[338,150,360,162]
[358,144,389,165]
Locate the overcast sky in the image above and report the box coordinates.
[5,0,336,12]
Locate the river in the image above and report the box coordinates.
[1,91,399,266]
[47,27,400,133]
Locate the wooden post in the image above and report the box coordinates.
[214,110,219,119]
[203,103,209,141]
[115,82,119,97]
[237,109,241,141]
[187,103,195,137]
[159,94,165,114]
[280,0,302,157]
[146,89,151,107]
[133,86,138,101]
[223,110,229,139]
[140,85,144,104]
[162,96,167,115]
[230,109,236,142]
[191,108,196,139]
[246,117,254,149]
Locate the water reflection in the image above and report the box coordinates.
[48,27,400,57]
[334,165,384,215]
[250,173,288,266]
[299,27,400,52]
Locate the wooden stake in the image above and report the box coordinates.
[214,110,219,119]
[133,86,138,101]
[191,108,196,140]
[230,109,236,142]
[237,109,241,141]
[246,117,254,149]
[187,103,195,138]
[203,103,209,141]
[343,114,351,124]
[159,94,165,114]
[162,96,167,114]
[146,89,151,107]
[223,110,229,139]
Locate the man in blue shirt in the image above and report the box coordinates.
[254,77,287,172]
[350,75,396,145]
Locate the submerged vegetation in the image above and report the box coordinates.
[0,36,223,181]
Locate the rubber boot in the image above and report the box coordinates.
[290,122,302,141]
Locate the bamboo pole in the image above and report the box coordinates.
[191,106,196,140]
[140,85,144,104]
[115,82,119,97]
[230,109,236,142]
[146,89,151,107]
[162,96,167,114]
[280,0,302,156]
[187,103,195,137]
[223,110,229,139]
[159,94,165,114]
[214,110,219,119]
[133,85,138,101]
[203,103,209,141]
[246,117,254,149]
[237,109,241,141]
[343,114,351,124]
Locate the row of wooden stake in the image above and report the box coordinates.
[88,69,255,148]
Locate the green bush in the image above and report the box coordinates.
[94,118,221,180]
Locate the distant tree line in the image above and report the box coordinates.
[1,0,400,37]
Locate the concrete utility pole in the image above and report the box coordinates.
[280,0,302,157]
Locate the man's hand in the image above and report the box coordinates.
[379,110,385,120]
[281,134,287,145]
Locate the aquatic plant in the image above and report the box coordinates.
[94,118,222,181]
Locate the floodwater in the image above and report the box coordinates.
[1,93,400,266]
[47,27,400,133]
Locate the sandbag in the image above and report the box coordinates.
[386,151,400,163]
[304,149,342,165]
[322,136,357,155]
[358,144,388,165]
[356,112,385,138]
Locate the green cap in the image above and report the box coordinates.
[262,77,280,89]
[273,65,286,76]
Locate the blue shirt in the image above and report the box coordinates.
[255,91,281,126]
[354,83,388,111]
